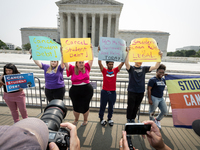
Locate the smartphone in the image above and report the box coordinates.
[125,123,151,135]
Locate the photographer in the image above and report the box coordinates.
[119,121,171,150]
[0,118,80,150]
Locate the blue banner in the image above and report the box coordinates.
[4,73,35,92]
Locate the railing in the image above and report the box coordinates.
[0,78,171,116]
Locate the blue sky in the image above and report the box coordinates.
[0,0,199,51]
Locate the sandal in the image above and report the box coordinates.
[81,122,88,126]
[72,121,78,126]
[100,120,107,126]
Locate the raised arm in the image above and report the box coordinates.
[97,60,103,72]
[149,51,163,72]
[125,47,130,70]
[88,44,94,68]
[60,47,65,69]
[97,46,104,72]
[29,49,42,69]
[118,62,124,71]
[60,47,69,71]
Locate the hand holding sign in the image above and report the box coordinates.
[129,38,161,62]
[29,36,61,61]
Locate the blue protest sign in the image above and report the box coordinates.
[98,37,126,62]
[4,73,35,92]
[29,36,61,61]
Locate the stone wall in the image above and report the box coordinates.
[162,56,200,63]
[20,27,58,48]
[0,49,29,54]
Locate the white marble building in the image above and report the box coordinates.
[20,0,169,56]
[20,27,58,46]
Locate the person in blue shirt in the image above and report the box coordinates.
[147,64,167,129]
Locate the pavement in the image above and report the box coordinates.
[0,106,200,150]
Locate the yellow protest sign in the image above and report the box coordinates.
[61,38,93,62]
[129,38,161,62]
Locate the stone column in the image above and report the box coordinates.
[59,12,64,38]
[92,14,95,46]
[75,13,79,38]
[99,13,103,39]
[63,14,67,38]
[115,14,119,38]
[107,14,111,37]
[83,13,87,38]
[67,13,71,38]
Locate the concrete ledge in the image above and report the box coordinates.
[162,56,200,63]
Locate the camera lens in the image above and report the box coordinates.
[41,99,67,131]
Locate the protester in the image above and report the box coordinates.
[0,63,28,123]
[98,46,124,126]
[119,120,171,150]
[147,64,167,129]
[0,117,80,150]
[125,48,163,123]
[62,45,94,126]
[29,49,66,102]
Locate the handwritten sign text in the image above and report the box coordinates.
[129,38,161,62]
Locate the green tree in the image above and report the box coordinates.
[23,43,31,50]
[15,47,22,50]
[184,50,196,57]
[0,40,9,49]
[173,50,184,57]
[195,49,200,57]
[167,52,174,56]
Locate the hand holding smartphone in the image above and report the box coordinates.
[125,123,151,135]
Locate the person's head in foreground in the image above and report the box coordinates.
[0,118,49,150]
[0,118,80,150]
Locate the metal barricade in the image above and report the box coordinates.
[0,77,171,116]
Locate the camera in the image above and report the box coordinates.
[40,99,70,150]
[125,123,151,149]
[125,123,151,135]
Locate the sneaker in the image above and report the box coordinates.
[131,119,135,123]
[127,119,135,123]
[127,119,131,123]
[155,118,161,129]
[100,119,107,126]
[108,119,114,126]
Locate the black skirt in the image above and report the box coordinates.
[69,83,93,113]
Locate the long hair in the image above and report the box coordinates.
[46,61,59,74]
[75,61,85,75]
[3,63,20,75]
